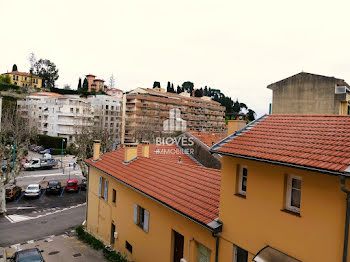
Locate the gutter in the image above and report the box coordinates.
[210,150,348,177]
[85,161,222,234]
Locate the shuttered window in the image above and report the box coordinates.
[98,176,102,197]
[133,204,150,232]
[104,179,109,201]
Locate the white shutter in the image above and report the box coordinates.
[133,204,138,224]
[143,209,149,232]
[98,176,102,197]
[104,180,109,201]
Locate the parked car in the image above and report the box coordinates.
[8,248,44,262]
[24,184,42,198]
[2,158,8,171]
[46,181,62,194]
[5,184,22,201]
[34,146,45,152]
[65,179,79,192]
[29,144,36,151]
[80,179,87,191]
[40,149,51,154]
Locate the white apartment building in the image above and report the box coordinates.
[18,92,93,143]
[87,95,123,144]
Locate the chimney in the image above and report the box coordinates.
[93,140,101,161]
[141,141,150,158]
[124,143,138,163]
[227,118,246,136]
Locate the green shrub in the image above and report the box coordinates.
[50,148,65,155]
[76,226,127,261]
[16,89,22,94]
[38,134,67,149]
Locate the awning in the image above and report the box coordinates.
[253,246,301,262]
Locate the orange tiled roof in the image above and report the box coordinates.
[31,92,62,97]
[189,132,227,147]
[85,144,221,228]
[211,115,350,175]
[5,71,40,78]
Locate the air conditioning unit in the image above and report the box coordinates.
[114,232,118,239]
[335,85,347,94]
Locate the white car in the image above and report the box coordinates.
[24,184,42,198]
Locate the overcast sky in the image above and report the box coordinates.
[1,0,350,116]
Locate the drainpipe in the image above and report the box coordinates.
[340,176,350,262]
[213,233,220,262]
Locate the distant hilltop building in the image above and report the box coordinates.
[268,72,350,115]
[1,65,42,88]
[86,74,106,92]
[106,88,123,99]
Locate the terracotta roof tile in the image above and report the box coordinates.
[86,144,221,226]
[189,132,227,147]
[212,115,350,174]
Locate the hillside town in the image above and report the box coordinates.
[1,1,350,262]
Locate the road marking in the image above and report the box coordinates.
[15,192,25,203]
[39,189,46,200]
[5,203,86,224]
[59,187,65,197]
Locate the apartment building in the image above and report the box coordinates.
[106,88,123,99]
[210,115,350,262]
[18,92,93,143]
[123,88,225,143]
[87,95,123,144]
[86,74,106,92]
[1,69,42,88]
[268,72,350,114]
[85,142,221,262]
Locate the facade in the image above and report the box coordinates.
[210,115,350,262]
[85,143,221,262]
[123,88,225,143]
[87,95,123,144]
[18,93,93,143]
[86,74,106,92]
[268,72,350,115]
[1,70,42,88]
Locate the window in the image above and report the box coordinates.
[237,166,248,196]
[13,75,15,80]
[98,176,109,201]
[70,108,74,113]
[133,204,149,232]
[234,245,248,262]
[112,189,117,203]
[125,241,132,253]
[286,175,302,213]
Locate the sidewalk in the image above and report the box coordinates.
[6,231,108,262]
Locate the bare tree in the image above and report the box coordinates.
[0,106,37,214]
[28,52,37,89]
[74,122,114,177]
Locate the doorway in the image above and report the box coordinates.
[110,223,116,245]
[173,230,184,262]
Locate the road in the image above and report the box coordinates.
[0,204,86,247]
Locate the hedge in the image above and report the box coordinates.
[38,134,67,149]
[0,82,19,91]
[76,226,128,262]
[51,148,65,155]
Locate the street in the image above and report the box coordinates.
[0,151,87,248]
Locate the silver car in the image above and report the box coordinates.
[24,184,42,198]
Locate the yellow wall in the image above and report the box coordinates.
[86,166,217,262]
[219,155,349,262]
[4,73,42,88]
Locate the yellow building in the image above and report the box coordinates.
[85,143,222,262]
[211,115,350,262]
[1,69,42,88]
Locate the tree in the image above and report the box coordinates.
[153,81,161,89]
[247,109,256,122]
[182,81,194,95]
[12,64,18,72]
[77,78,82,90]
[33,59,59,89]
[82,78,88,91]
[194,89,203,97]
[0,74,11,84]
[63,84,71,90]
[28,53,36,74]
[166,81,171,92]
[0,107,37,214]
[109,74,115,89]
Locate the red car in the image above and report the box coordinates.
[65,179,79,192]
[21,158,29,168]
